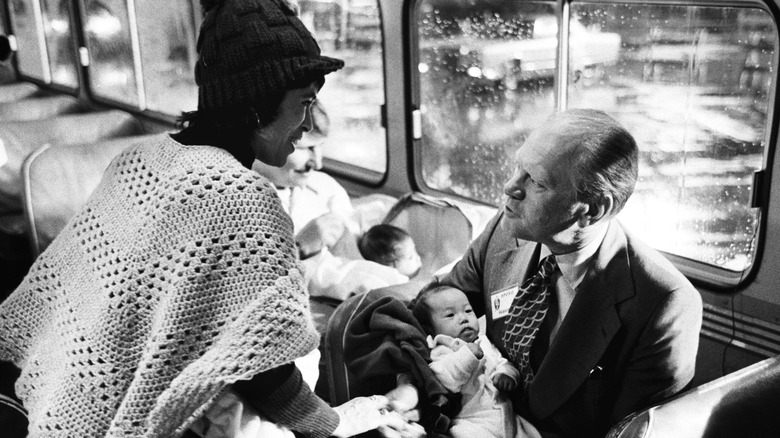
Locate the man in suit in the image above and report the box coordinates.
[386,109,702,438]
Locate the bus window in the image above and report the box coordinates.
[568,4,776,272]
[134,0,198,114]
[300,0,387,178]
[41,0,78,88]
[81,0,138,106]
[415,0,559,205]
[9,0,49,81]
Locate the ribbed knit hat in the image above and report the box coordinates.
[195,0,344,112]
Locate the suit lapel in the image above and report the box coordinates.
[528,221,636,419]
[485,237,540,342]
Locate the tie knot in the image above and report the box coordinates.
[539,254,558,277]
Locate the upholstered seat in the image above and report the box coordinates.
[0,82,41,103]
[22,134,160,255]
[0,94,85,121]
[0,110,145,215]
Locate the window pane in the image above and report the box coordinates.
[83,0,137,105]
[9,0,47,81]
[300,0,386,174]
[41,0,78,88]
[134,0,198,114]
[568,4,775,271]
[417,0,557,205]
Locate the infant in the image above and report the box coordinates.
[412,285,541,438]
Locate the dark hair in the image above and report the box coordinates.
[173,76,326,169]
[411,285,452,336]
[357,224,411,266]
[554,109,639,215]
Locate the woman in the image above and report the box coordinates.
[0,0,411,437]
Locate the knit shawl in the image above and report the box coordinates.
[0,134,319,437]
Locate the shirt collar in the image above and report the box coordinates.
[540,223,609,290]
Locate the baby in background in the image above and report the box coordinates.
[412,286,541,438]
[306,224,422,302]
[357,223,422,279]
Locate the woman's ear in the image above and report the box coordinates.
[577,194,614,227]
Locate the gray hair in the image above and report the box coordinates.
[550,109,639,215]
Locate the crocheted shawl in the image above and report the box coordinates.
[0,134,319,438]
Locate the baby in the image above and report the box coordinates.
[306,224,422,303]
[357,223,422,279]
[412,285,541,438]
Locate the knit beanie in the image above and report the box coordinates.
[195,0,345,113]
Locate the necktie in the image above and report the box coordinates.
[501,254,558,389]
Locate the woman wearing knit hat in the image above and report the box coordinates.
[0,1,420,437]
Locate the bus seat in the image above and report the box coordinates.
[606,354,780,438]
[321,192,482,404]
[0,94,86,121]
[22,134,160,256]
[0,82,41,103]
[383,192,485,277]
[0,110,144,216]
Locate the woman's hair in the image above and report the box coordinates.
[411,285,452,336]
[179,0,342,168]
[357,224,411,267]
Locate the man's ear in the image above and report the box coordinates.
[577,194,614,227]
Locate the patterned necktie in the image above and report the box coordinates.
[501,254,558,389]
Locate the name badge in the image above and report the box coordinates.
[490,284,519,319]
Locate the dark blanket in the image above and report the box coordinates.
[343,296,460,436]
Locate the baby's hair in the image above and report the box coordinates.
[357,223,411,266]
[411,285,455,336]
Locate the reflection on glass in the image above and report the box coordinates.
[9,0,47,81]
[417,0,557,205]
[568,4,775,271]
[299,0,386,174]
[83,0,137,105]
[41,0,78,88]
[134,0,197,114]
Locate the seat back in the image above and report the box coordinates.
[0,110,144,214]
[606,354,780,438]
[0,82,41,103]
[0,94,85,121]
[383,192,475,277]
[22,134,159,256]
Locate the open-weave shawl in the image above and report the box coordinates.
[0,134,320,438]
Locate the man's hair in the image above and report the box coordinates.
[411,285,458,336]
[357,224,411,267]
[552,109,639,215]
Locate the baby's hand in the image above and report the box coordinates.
[465,342,483,359]
[492,373,517,392]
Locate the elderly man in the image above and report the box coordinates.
[388,109,702,438]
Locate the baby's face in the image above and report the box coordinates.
[428,287,479,343]
[393,237,422,278]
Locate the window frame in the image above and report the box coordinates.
[408,0,779,290]
[6,0,81,94]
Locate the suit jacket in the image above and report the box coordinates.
[436,211,702,438]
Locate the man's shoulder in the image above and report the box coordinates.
[618,223,700,305]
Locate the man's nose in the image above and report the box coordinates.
[504,174,525,200]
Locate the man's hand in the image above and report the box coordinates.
[492,372,518,392]
[295,213,346,258]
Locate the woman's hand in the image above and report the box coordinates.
[332,395,411,438]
